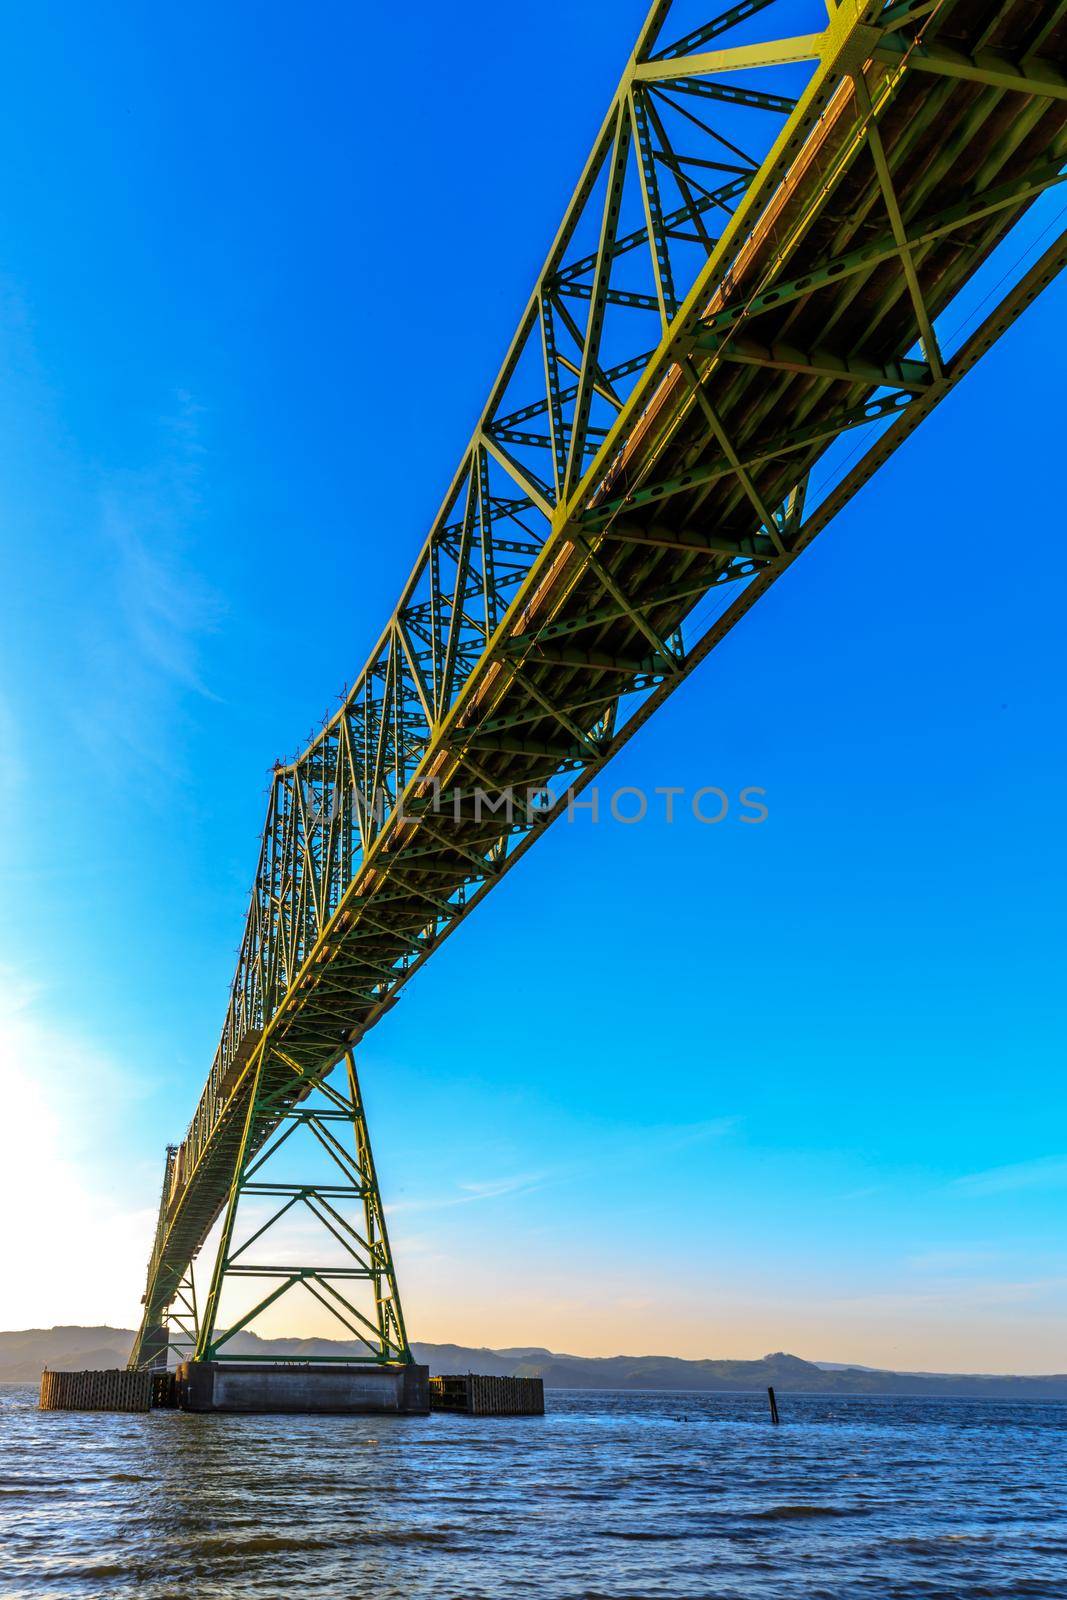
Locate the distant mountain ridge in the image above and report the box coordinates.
[3,1326,1066,1397]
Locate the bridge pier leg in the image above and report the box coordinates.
[136,1324,169,1371]
[192,1047,412,1370]
[194,1043,269,1361]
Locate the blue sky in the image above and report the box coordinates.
[0,1,1064,1370]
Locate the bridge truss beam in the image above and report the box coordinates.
[131,0,1067,1368]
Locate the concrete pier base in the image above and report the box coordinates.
[175,1360,430,1414]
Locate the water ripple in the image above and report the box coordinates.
[2,1385,1065,1598]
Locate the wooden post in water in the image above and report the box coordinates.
[767,1385,780,1425]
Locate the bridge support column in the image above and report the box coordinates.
[193,1049,411,1370]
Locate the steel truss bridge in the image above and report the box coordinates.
[131,0,1067,1370]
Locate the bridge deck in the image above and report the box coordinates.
[134,0,1067,1354]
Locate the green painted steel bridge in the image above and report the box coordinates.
[130,0,1067,1371]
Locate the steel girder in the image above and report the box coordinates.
[131,0,1067,1365]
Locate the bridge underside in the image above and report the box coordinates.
[132,0,1067,1369]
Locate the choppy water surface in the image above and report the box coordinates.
[3,1384,1065,1598]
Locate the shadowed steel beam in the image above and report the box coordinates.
[852,68,945,381]
[695,160,1067,339]
[599,521,779,559]
[721,337,931,388]
[681,359,786,552]
[873,38,1067,101]
[584,392,916,525]
[522,643,656,672]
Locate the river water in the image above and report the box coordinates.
[3,1384,1065,1598]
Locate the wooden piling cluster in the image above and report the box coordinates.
[39,1369,152,1413]
[429,1373,544,1416]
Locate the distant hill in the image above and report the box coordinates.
[0,1327,134,1381]
[4,1327,1066,1397]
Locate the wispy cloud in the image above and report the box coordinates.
[386,1170,547,1216]
[103,495,221,699]
[657,1116,737,1151]
[72,390,224,780]
[458,1172,545,1200]
[832,1276,1067,1316]
[569,1114,738,1174]
[385,1118,736,1219]
[950,1155,1067,1197]
[905,1245,999,1274]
